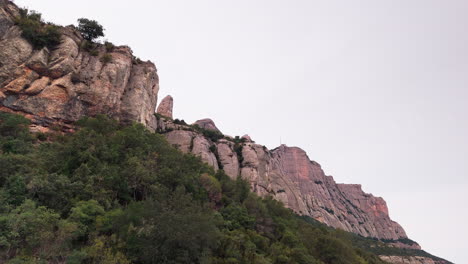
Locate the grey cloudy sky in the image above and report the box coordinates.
[14,0,468,262]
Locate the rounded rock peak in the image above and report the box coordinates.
[156,95,174,119]
[193,118,220,133]
[241,134,253,142]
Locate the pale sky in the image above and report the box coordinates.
[14,0,468,262]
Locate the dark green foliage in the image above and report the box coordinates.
[100,53,113,64]
[79,39,94,52]
[234,143,244,165]
[89,49,99,57]
[0,112,32,154]
[173,119,188,125]
[14,8,61,49]
[0,112,428,264]
[104,41,115,52]
[77,18,104,41]
[192,124,224,142]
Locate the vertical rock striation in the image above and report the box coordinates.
[155,98,409,241]
[0,1,159,131]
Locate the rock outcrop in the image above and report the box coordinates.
[379,256,448,264]
[156,95,173,118]
[0,1,159,131]
[193,118,220,132]
[0,1,450,262]
[158,114,409,240]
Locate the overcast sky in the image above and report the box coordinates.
[14,0,468,262]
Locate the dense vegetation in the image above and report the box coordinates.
[14,8,61,49]
[0,113,443,264]
[0,113,449,264]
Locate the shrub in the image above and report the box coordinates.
[77,18,104,41]
[89,49,99,57]
[104,41,115,52]
[173,119,188,125]
[14,8,61,49]
[100,53,113,64]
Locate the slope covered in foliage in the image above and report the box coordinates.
[0,112,391,264]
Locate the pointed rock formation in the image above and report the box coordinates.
[156,95,173,119]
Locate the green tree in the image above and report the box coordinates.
[77,18,104,41]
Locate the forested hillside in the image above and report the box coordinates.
[0,112,392,264]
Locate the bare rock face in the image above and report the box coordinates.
[165,130,195,153]
[379,256,445,264]
[260,145,408,240]
[156,95,173,118]
[193,118,220,132]
[159,112,411,241]
[192,135,219,170]
[216,139,239,178]
[164,129,219,171]
[0,1,159,131]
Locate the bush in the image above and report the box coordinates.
[104,41,115,52]
[89,49,99,57]
[77,18,104,41]
[14,8,61,49]
[100,53,113,64]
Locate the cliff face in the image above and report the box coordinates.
[0,1,450,262]
[379,256,449,264]
[0,1,159,131]
[155,98,410,240]
[160,117,409,241]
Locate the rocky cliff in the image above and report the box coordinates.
[155,97,410,241]
[0,1,450,263]
[0,0,159,132]
[158,115,410,241]
[379,256,449,264]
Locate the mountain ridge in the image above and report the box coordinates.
[0,1,451,263]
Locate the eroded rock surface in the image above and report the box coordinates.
[156,95,173,118]
[193,118,220,132]
[379,256,446,264]
[0,1,159,131]
[216,139,239,179]
[158,114,410,241]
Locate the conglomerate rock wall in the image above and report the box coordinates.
[0,1,159,131]
[157,115,410,241]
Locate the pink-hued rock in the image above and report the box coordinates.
[193,118,220,132]
[165,130,195,153]
[241,134,253,142]
[164,129,219,171]
[379,256,445,264]
[0,2,159,130]
[160,112,412,241]
[216,139,239,179]
[156,95,173,118]
[191,135,219,171]
[261,145,408,240]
